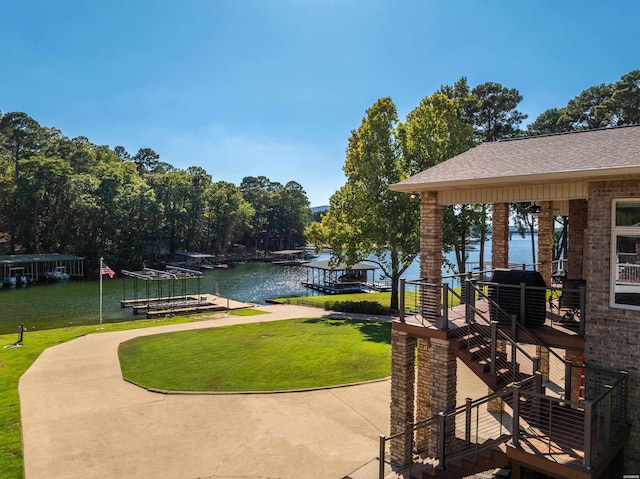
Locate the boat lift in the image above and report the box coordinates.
[120,266,226,317]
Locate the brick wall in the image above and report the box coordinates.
[587,180,640,471]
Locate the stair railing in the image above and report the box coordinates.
[471,279,575,398]
[447,284,540,389]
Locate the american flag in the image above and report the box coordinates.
[100,263,115,278]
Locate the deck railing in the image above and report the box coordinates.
[385,278,628,477]
[378,370,628,478]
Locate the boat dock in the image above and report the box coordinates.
[121,293,250,318]
[0,253,84,287]
[120,267,251,318]
[301,260,378,294]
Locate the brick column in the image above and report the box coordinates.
[565,348,584,402]
[492,202,510,270]
[568,199,587,279]
[420,192,443,318]
[390,330,417,464]
[536,345,550,382]
[537,201,554,287]
[428,338,457,455]
[415,338,431,451]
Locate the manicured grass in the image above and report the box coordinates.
[119,318,392,392]
[0,309,259,478]
[281,289,462,309]
[283,292,393,307]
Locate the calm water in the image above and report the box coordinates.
[0,235,537,335]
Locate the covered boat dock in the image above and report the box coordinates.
[302,260,378,294]
[271,249,307,266]
[0,253,84,286]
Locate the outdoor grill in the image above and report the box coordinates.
[489,269,547,328]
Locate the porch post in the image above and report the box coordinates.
[491,202,510,270]
[537,201,554,287]
[488,201,509,412]
[565,348,584,403]
[415,338,431,451]
[390,330,417,464]
[428,338,457,456]
[420,192,443,318]
[568,199,587,280]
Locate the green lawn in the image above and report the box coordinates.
[282,291,393,307]
[280,289,462,309]
[0,309,261,478]
[119,318,391,392]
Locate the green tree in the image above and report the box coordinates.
[320,98,419,310]
[598,70,640,126]
[526,108,573,136]
[468,82,527,141]
[271,181,312,249]
[15,156,73,252]
[132,147,160,174]
[0,112,41,252]
[560,83,614,130]
[401,90,476,276]
[240,176,282,251]
[204,181,254,252]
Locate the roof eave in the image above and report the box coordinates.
[391,166,640,193]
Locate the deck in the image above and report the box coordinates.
[397,294,585,351]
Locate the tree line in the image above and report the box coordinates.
[308,70,640,309]
[0,114,312,271]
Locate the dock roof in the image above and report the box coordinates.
[0,253,84,265]
[304,260,376,271]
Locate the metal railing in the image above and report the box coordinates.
[382,277,628,478]
[379,369,628,478]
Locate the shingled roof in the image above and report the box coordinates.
[391,125,640,192]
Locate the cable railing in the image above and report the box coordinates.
[384,275,628,478]
[401,275,586,399]
[378,370,628,478]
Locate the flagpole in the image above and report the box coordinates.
[99,256,104,330]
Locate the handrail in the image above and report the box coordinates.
[449,284,537,365]
[473,281,567,363]
[379,369,628,477]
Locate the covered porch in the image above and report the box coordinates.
[380,126,640,478]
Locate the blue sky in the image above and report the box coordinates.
[2,1,639,207]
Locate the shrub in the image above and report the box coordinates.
[324,300,390,315]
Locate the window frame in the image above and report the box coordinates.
[610,198,640,311]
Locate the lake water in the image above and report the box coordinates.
[0,234,537,335]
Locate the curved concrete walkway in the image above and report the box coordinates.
[19,305,391,479]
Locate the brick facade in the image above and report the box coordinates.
[586,180,640,471]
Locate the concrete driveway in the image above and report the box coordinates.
[19,305,391,479]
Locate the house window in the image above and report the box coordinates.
[611,199,640,309]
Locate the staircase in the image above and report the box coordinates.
[380,279,629,479]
